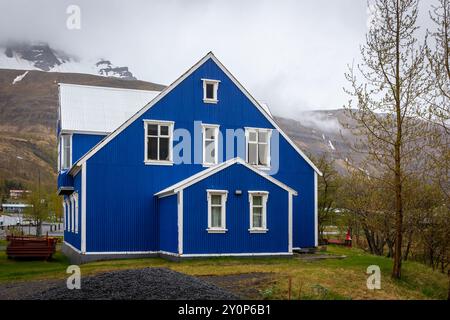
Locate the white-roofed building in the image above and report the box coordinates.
[58,83,161,134]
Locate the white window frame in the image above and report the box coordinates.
[202,124,220,166]
[143,120,174,165]
[74,193,79,234]
[62,200,66,231]
[202,79,220,104]
[248,191,269,233]
[60,134,72,171]
[206,190,228,233]
[65,198,71,232]
[245,128,272,170]
[70,195,75,233]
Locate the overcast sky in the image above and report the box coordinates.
[0,0,436,118]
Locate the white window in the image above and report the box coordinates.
[245,128,272,168]
[202,79,220,103]
[144,120,174,164]
[62,201,66,231]
[207,190,228,233]
[70,195,75,233]
[74,193,79,234]
[202,124,219,166]
[65,199,71,232]
[249,191,268,232]
[60,134,72,170]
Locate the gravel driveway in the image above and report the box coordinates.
[0,268,239,300]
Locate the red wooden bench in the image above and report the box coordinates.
[6,235,58,260]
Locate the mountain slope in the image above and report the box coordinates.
[0,68,165,188]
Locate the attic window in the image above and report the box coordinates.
[202,79,220,103]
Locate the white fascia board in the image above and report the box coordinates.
[69,52,321,176]
[60,129,110,136]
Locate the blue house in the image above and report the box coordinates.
[57,52,321,263]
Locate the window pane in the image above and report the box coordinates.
[62,135,71,169]
[160,125,169,136]
[258,144,268,166]
[248,131,257,142]
[147,124,158,136]
[211,195,222,205]
[253,195,262,206]
[159,137,170,160]
[206,83,214,99]
[147,137,158,160]
[211,206,222,227]
[205,140,215,163]
[253,207,263,228]
[248,143,257,164]
[205,127,216,140]
[258,131,268,143]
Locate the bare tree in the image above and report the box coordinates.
[312,155,339,242]
[345,0,430,278]
[426,0,450,203]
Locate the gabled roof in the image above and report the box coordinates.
[58,83,161,133]
[70,52,322,176]
[155,158,297,197]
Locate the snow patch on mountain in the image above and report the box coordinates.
[328,140,336,151]
[12,71,28,84]
[0,43,137,80]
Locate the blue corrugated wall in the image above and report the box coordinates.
[158,194,178,254]
[64,171,81,250]
[58,134,105,190]
[72,134,105,163]
[182,163,290,254]
[83,57,316,253]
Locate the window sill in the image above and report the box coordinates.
[249,228,269,233]
[247,164,271,171]
[203,99,218,104]
[202,162,218,168]
[206,228,228,233]
[144,161,174,166]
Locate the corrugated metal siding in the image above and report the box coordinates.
[59,84,160,133]
[84,57,315,252]
[57,134,104,189]
[63,171,81,249]
[72,134,106,164]
[57,171,73,189]
[158,194,178,253]
[183,163,289,254]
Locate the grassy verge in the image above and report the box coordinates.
[0,246,447,299]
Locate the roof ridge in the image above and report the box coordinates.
[58,82,163,93]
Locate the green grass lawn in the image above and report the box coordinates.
[0,246,447,300]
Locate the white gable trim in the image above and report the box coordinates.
[70,52,321,176]
[155,157,297,197]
